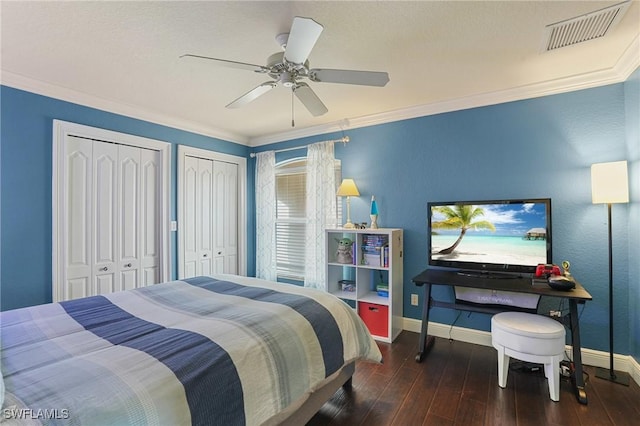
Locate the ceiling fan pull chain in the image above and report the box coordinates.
[291,89,295,127]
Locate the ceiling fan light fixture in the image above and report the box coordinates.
[280,73,295,88]
[275,33,289,50]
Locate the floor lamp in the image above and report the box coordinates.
[337,178,360,229]
[591,160,630,386]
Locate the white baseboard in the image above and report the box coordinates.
[403,317,640,387]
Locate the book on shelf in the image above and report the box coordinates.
[352,242,356,265]
[363,252,381,267]
[362,234,388,247]
[360,243,389,267]
[383,245,389,268]
[360,234,389,268]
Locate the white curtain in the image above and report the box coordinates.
[255,151,277,281]
[304,141,337,290]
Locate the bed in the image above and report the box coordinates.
[0,274,382,425]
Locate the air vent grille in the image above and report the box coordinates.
[544,1,630,51]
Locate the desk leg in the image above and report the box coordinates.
[415,283,435,363]
[569,300,588,405]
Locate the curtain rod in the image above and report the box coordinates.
[249,136,349,158]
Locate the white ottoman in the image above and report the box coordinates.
[491,312,566,402]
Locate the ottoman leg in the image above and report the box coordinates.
[545,359,560,402]
[496,345,509,388]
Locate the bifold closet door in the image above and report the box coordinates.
[182,156,239,278]
[64,136,160,300]
[117,144,161,290]
[183,156,214,277]
[213,161,238,275]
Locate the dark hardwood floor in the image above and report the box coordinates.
[308,331,640,426]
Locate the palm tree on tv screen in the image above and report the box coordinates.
[432,205,496,254]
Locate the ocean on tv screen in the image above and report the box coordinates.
[431,235,547,266]
[429,201,549,267]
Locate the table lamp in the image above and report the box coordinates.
[591,160,630,386]
[336,179,360,229]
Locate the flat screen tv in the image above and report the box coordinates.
[428,198,552,276]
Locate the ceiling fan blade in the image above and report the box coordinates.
[180,54,268,73]
[293,82,328,117]
[283,17,323,65]
[310,69,390,87]
[226,82,277,108]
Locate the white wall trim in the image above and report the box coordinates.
[250,35,640,146]
[402,317,640,388]
[2,71,247,145]
[177,145,248,278]
[3,35,638,148]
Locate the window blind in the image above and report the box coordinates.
[275,159,341,281]
[276,169,306,280]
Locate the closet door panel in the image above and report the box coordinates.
[212,162,225,273]
[93,141,118,294]
[198,158,214,276]
[183,156,198,278]
[213,161,238,274]
[118,145,141,290]
[225,162,239,275]
[68,278,90,301]
[65,137,93,299]
[95,275,115,295]
[140,148,160,285]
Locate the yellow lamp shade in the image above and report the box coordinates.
[336,179,360,197]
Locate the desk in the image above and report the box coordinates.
[412,269,592,405]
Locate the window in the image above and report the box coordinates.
[275,158,341,281]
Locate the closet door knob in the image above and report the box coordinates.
[124,263,132,268]
[100,267,108,271]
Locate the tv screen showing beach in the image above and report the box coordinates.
[428,200,550,272]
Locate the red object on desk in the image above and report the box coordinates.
[535,263,562,277]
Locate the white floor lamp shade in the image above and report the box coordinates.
[591,160,630,386]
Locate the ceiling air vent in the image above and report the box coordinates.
[543,1,631,51]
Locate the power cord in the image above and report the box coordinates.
[448,311,462,342]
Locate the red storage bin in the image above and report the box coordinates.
[358,302,388,338]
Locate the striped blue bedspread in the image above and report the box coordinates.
[0,275,382,425]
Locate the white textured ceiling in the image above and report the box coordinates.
[1,1,639,146]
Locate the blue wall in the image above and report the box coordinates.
[625,68,640,363]
[255,78,638,356]
[0,86,254,310]
[2,72,638,357]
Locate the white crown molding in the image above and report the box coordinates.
[617,35,640,80]
[250,35,640,147]
[402,317,640,387]
[2,34,638,148]
[0,71,249,146]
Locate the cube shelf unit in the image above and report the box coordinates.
[326,228,403,343]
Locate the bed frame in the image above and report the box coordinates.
[269,362,355,425]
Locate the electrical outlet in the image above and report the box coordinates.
[411,294,419,306]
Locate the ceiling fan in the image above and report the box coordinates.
[180,16,389,123]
